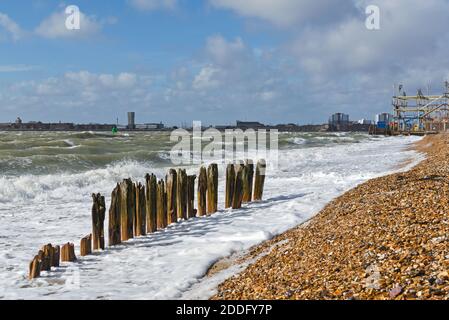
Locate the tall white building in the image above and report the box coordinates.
[375,113,393,124]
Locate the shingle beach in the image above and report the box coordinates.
[213,134,449,300]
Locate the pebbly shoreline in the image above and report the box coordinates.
[212,134,449,300]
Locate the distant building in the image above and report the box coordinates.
[329,113,350,126]
[236,121,265,129]
[328,113,350,131]
[375,113,393,124]
[213,125,233,130]
[127,112,136,129]
[135,123,165,130]
[357,119,373,125]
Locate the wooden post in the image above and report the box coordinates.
[53,245,60,267]
[120,179,129,241]
[138,182,146,236]
[120,179,134,241]
[253,159,267,201]
[232,164,244,209]
[134,182,146,237]
[133,182,139,237]
[156,179,167,229]
[166,169,177,225]
[40,245,52,271]
[176,169,188,220]
[129,182,136,239]
[92,193,105,250]
[80,234,92,256]
[108,184,121,246]
[242,159,254,203]
[145,173,157,233]
[42,244,59,268]
[197,166,207,216]
[29,255,41,280]
[207,163,218,215]
[187,175,196,218]
[61,243,77,262]
[225,164,235,208]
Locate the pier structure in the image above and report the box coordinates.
[389,82,449,135]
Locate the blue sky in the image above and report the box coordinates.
[1,0,449,126]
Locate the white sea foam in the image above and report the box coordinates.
[0,134,423,299]
[291,137,306,145]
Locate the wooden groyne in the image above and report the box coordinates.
[28,160,267,280]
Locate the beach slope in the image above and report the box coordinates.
[213,134,449,300]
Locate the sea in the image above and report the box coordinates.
[0,131,423,299]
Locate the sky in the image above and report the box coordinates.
[1,0,449,126]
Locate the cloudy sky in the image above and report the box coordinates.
[1,0,448,126]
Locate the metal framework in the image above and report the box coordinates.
[392,82,449,133]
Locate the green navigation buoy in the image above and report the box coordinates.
[112,126,118,134]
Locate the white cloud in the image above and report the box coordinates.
[64,71,139,89]
[292,0,449,76]
[0,71,156,122]
[209,0,353,27]
[129,0,177,11]
[117,73,138,87]
[257,90,277,101]
[205,35,247,66]
[35,10,102,39]
[0,65,35,73]
[193,66,221,90]
[0,12,23,41]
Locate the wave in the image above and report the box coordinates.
[0,160,168,204]
[69,131,117,139]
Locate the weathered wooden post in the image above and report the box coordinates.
[43,243,59,268]
[53,245,60,267]
[108,184,121,246]
[197,166,207,216]
[134,183,140,237]
[134,182,146,237]
[92,193,106,250]
[145,173,157,233]
[232,163,244,209]
[225,163,235,208]
[40,245,53,271]
[80,234,92,256]
[61,243,77,262]
[139,183,146,236]
[253,159,267,201]
[166,169,178,225]
[187,175,196,218]
[242,159,254,203]
[156,179,167,229]
[29,255,41,279]
[120,179,134,241]
[176,169,188,220]
[207,163,218,215]
[129,182,136,238]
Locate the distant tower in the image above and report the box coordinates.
[127,112,136,130]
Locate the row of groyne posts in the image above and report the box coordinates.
[28,159,266,280]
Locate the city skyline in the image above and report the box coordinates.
[1,1,449,125]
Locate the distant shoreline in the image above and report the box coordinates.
[0,127,371,133]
